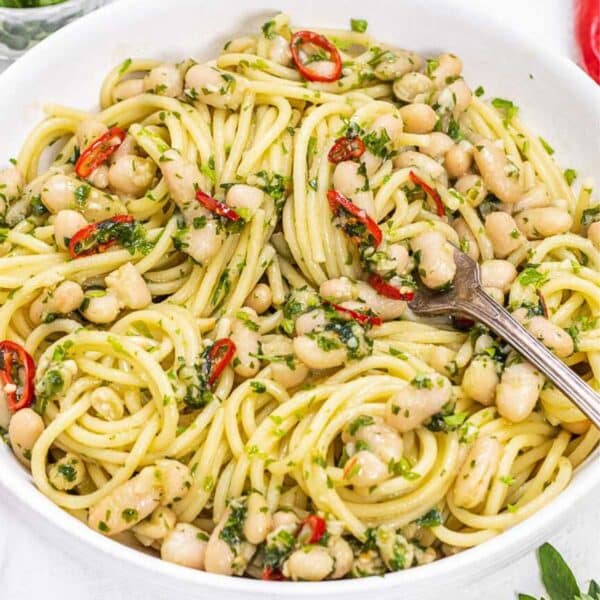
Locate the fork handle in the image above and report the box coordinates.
[457,288,600,429]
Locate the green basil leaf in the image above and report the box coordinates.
[538,543,581,600]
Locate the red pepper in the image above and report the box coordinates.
[328,136,366,163]
[330,303,382,327]
[367,274,415,301]
[290,30,342,83]
[327,190,382,248]
[196,190,241,222]
[75,127,126,178]
[69,215,134,258]
[409,171,445,217]
[0,341,35,412]
[262,566,285,581]
[451,316,475,331]
[206,338,236,387]
[298,514,327,544]
[574,0,600,84]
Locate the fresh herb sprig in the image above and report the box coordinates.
[518,543,599,600]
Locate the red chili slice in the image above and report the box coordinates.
[262,566,285,581]
[574,0,600,83]
[330,303,382,327]
[196,190,241,222]
[0,341,35,412]
[298,514,327,544]
[328,136,366,163]
[327,190,382,248]
[75,127,126,179]
[290,30,342,83]
[68,215,134,258]
[367,274,415,301]
[409,171,445,217]
[206,338,236,387]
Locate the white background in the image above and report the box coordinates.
[0,0,598,598]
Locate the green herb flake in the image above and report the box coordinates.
[350,18,368,33]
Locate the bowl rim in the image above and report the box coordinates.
[0,0,599,594]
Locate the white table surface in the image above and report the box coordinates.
[0,1,598,598]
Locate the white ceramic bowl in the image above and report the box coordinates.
[0,1,599,598]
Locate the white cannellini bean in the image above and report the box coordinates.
[473,140,522,204]
[411,231,456,290]
[371,113,403,145]
[268,34,292,65]
[272,510,299,530]
[480,260,517,293]
[513,184,549,212]
[133,506,177,540]
[484,212,525,258]
[455,174,486,206]
[105,262,152,310]
[225,184,264,217]
[526,317,574,357]
[159,150,207,207]
[428,345,456,376]
[295,309,327,335]
[438,79,472,115]
[204,508,256,576]
[293,334,346,370]
[231,308,260,377]
[430,53,463,88]
[8,408,44,465]
[111,134,139,163]
[41,174,78,213]
[77,119,108,149]
[244,283,272,314]
[374,50,422,80]
[53,210,88,251]
[514,207,573,239]
[484,286,505,304]
[419,132,454,158]
[108,155,156,196]
[185,64,246,110]
[394,151,447,185]
[453,218,480,262]
[587,222,600,247]
[48,453,86,491]
[29,281,84,324]
[332,160,374,215]
[453,436,502,508]
[144,64,183,97]
[90,386,125,421]
[87,164,109,190]
[445,142,473,179]
[319,277,354,302]
[284,545,334,581]
[0,166,24,202]
[81,291,121,324]
[183,223,224,265]
[462,355,499,405]
[343,449,390,487]
[243,493,272,545]
[393,72,434,103]
[328,536,354,579]
[260,335,309,389]
[342,416,403,464]
[113,78,145,102]
[161,523,208,569]
[88,460,191,536]
[399,103,437,134]
[496,360,544,423]
[386,374,452,432]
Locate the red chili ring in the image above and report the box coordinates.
[0,340,36,412]
[290,30,342,83]
[75,127,126,179]
[327,189,383,248]
[409,171,445,217]
[196,190,241,222]
[367,273,415,301]
[328,136,366,163]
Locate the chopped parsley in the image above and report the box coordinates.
[491,97,519,123]
[350,18,368,33]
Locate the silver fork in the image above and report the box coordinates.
[408,247,600,428]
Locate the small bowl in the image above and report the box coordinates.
[0,0,101,61]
